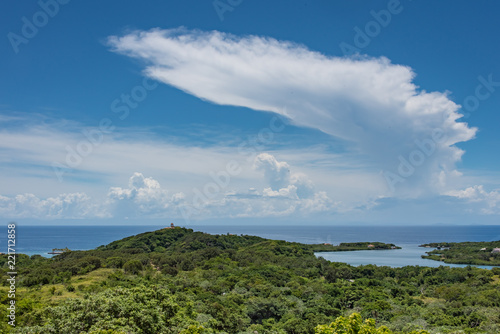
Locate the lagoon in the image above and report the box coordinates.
[314,243,498,269]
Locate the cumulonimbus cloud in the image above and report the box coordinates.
[108,28,476,195]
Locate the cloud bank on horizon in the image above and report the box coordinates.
[0,153,334,220]
[108,28,477,195]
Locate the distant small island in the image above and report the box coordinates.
[420,241,500,266]
[308,241,401,252]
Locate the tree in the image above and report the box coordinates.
[179,325,215,334]
[314,313,430,334]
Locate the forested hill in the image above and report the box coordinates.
[97,226,400,253]
[97,227,268,253]
[1,227,500,333]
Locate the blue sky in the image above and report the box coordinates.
[1,0,499,225]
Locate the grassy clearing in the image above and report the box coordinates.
[1,268,119,307]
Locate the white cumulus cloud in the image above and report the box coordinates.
[254,153,316,199]
[254,153,291,190]
[177,154,335,220]
[108,172,184,217]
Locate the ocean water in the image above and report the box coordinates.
[1,224,499,268]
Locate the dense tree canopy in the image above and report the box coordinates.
[1,227,499,333]
[420,241,500,266]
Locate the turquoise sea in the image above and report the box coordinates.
[1,224,499,269]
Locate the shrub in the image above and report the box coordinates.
[123,260,143,274]
[105,257,125,268]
